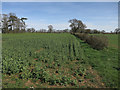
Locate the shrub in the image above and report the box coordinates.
[74,33,108,50]
[74,33,88,41]
[86,35,108,50]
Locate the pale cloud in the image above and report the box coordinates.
[52,23,70,30]
[86,22,117,32]
[27,21,117,32]
[2,0,119,2]
[26,21,70,30]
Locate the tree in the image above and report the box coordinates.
[92,29,99,34]
[20,17,27,30]
[63,29,69,33]
[27,28,35,33]
[31,28,35,33]
[110,31,113,34]
[15,18,21,32]
[2,14,9,33]
[85,29,91,34]
[114,28,120,34]
[1,13,28,33]
[101,30,105,34]
[27,28,31,32]
[8,13,18,31]
[48,25,53,33]
[39,29,47,33]
[69,19,87,33]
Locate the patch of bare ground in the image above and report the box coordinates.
[47,85,66,88]
[34,48,44,53]
[61,67,69,72]
[24,80,37,88]
[3,78,9,83]
[88,66,105,87]
[35,80,41,85]
[79,66,106,88]
[28,66,35,72]
[3,73,18,81]
[73,60,79,62]
[34,58,38,60]
[9,81,16,84]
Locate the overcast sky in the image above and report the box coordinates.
[2,2,118,32]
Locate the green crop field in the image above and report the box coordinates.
[2,33,119,88]
[104,34,118,49]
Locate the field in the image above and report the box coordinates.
[104,34,118,49]
[2,33,118,88]
[91,34,118,49]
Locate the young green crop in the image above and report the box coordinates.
[2,33,118,88]
[2,33,85,88]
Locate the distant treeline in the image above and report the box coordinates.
[1,13,120,34]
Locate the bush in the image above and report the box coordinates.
[74,33,108,50]
[86,35,108,50]
[74,33,88,41]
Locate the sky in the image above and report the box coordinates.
[2,0,120,2]
[2,2,118,32]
